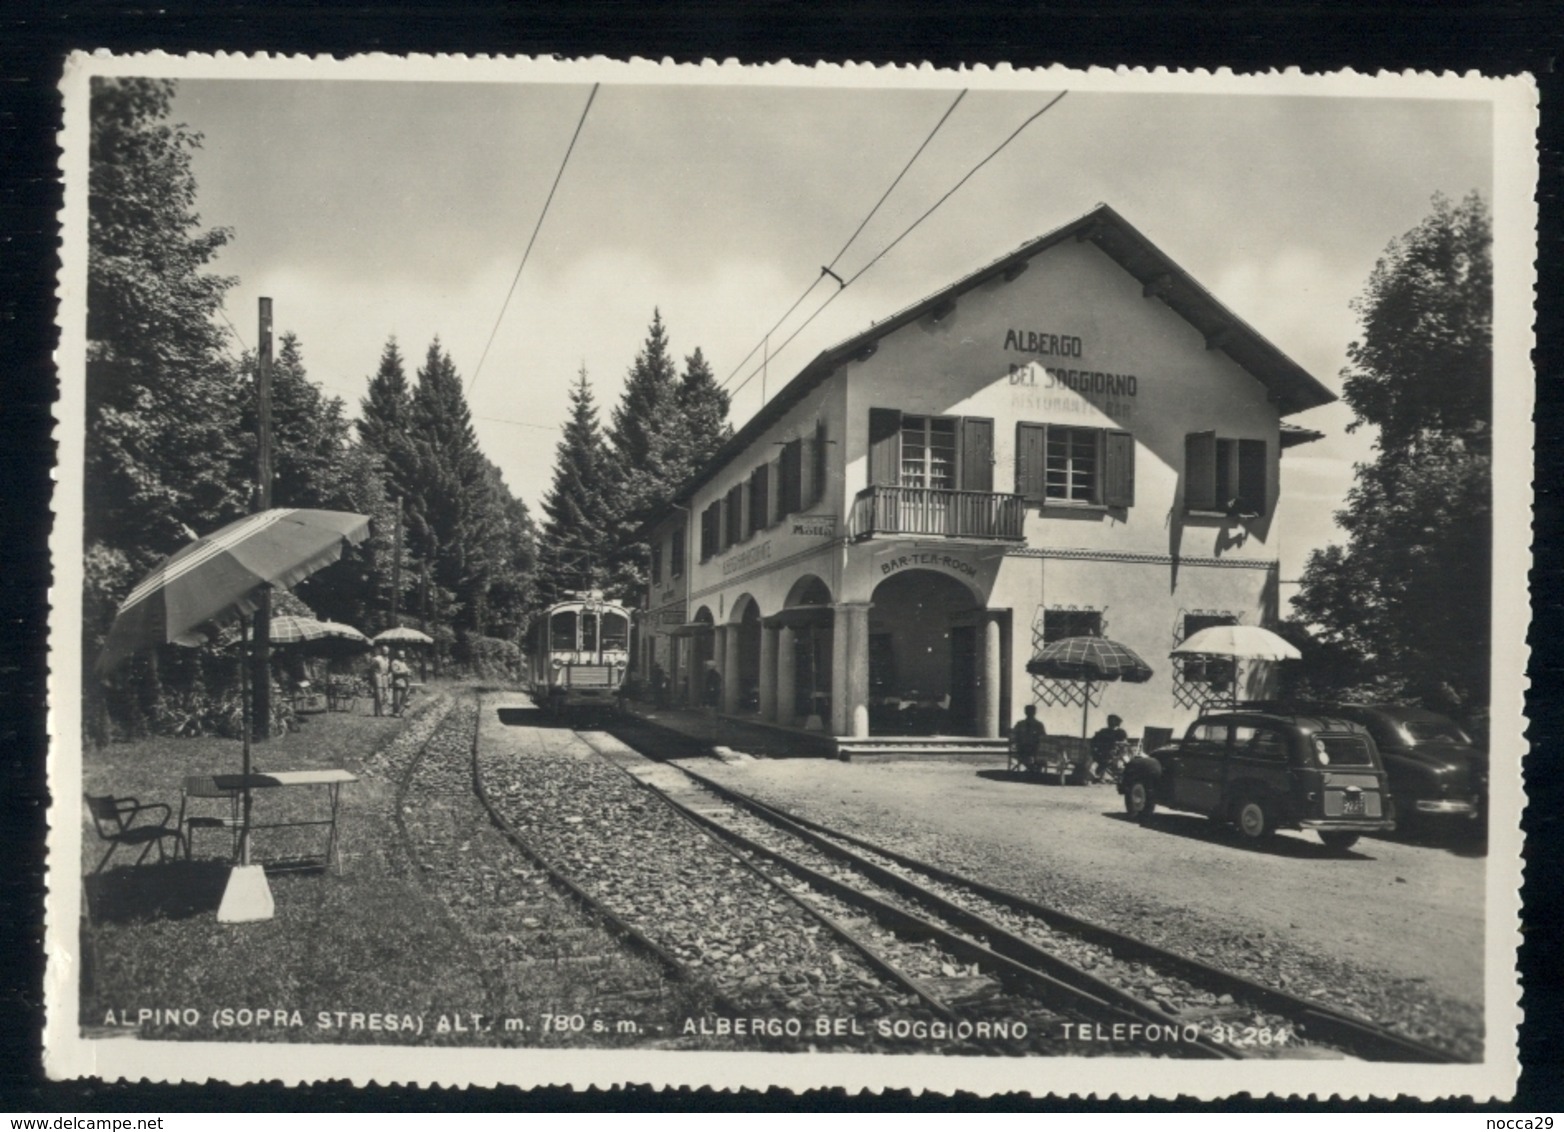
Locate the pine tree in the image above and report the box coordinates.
[357,336,412,460]
[674,345,733,478]
[607,308,679,477]
[540,366,615,601]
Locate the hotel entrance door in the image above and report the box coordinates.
[949,625,977,733]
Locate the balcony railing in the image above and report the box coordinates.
[850,485,1026,542]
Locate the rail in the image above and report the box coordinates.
[850,485,1025,541]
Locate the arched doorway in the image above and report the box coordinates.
[688,605,715,706]
[729,595,763,713]
[868,569,993,736]
[763,575,833,726]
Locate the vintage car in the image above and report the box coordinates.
[1318,704,1487,828]
[1119,708,1395,852]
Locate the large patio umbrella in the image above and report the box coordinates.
[96,508,371,922]
[1026,636,1154,738]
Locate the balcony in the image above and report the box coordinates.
[850,485,1026,543]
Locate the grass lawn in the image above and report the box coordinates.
[78,684,692,1047]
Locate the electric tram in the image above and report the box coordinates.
[528,593,631,715]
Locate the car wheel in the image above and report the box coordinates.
[1234,797,1273,841]
[1124,779,1155,823]
[1319,831,1359,853]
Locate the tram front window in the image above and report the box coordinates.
[601,612,628,653]
[549,611,578,653]
[580,611,599,653]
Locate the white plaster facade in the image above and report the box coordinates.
[638,205,1332,745]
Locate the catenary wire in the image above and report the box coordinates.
[718,89,968,390]
[727,90,1069,402]
[468,83,601,396]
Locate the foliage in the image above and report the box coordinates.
[1291,194,1492,719]
[453,632,522,680]
[538,366,615,602]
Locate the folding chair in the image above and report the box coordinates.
[84,794,182,874]
[177,776,241,862]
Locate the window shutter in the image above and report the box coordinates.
[651,544,662,584]
[960,417,994,492]
[810,419,829,506]
[725,483,744,547]
[1016,422,1047,502]
[671,524,685,576]
[1103,430,1135,508]
[768,457,783,526]
[750,465,769,536]
[779,438,803,515]
[1184,430,1217,512]
[701,503,719,561]
[1237,438,1268,514]
[868,408,901,487]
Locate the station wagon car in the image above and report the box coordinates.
[1119,709,1395,852]
[1321,704,1487,828]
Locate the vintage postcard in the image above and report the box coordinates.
[47,53,1535,1099]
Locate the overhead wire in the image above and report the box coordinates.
[726,89,1069,402]
[719,88,968,391]
[467,83,601,396]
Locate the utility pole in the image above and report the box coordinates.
[252,297,273,743]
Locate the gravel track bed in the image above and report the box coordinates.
[365,690,683,1047]
[477,713,972,1051]
[705,776,1482,1061]
[681,788,1305,1056]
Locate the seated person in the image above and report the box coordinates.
[1090,714,1129,780]
[1011,704,1046,772]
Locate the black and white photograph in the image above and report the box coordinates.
[46,55,1535,1098]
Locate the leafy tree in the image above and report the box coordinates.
[1291,193,1492,719]
[1340,192,1492,454]
[539,366,615,602]
[86,77,244,570]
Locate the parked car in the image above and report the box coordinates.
[1315,704,1487,829]
[1119,708,1395,852]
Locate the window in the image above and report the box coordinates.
[1179,612,1238,686]
[670,523,685,577]
[748,465,770,537]
[1244,727,1289,762]
[724,483,745,548]
[1016,423,1134,507]
[1185,432,1267,515]
[549,610,578,652]
[650,543,662,585]
[700,501,721,561]
[1043,608,1103,642]
[809,419,829,507]
[868,409,995,492]
[1188,720,1231,746]
[900,416,957,489]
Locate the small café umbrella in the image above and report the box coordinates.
[1026,636,1154,738]
[374,626,434,646]
[1171,624,1301,662]
[96,508,371,922]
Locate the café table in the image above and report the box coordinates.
[180,769,357,873]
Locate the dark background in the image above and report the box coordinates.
[2,0,1559,1113]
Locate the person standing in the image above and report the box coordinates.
[1011,703,1047,775]
[368,644,391,717]
[390,650,412,717]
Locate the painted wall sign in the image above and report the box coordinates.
[878,551,979,580]
[1003,328,1084,358]
[722,541,772,576]
[655,606,689,625]
[1007,362,1139,397]
[791,515,837,538]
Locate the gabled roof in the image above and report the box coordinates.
[666,203,1336,511]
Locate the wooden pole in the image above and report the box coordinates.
[252,297,273,742]
[391,494,402,629]
[240,619,253,865]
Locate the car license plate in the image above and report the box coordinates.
[1342,794,1364,816]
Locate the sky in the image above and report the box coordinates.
[166,72,1494,591]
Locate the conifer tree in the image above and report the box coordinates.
[607,308,679,477]
[357,336,412,460]
[540,366,614,601]
[674,345,733,478]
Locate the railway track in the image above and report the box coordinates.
[587,715,1465,1064]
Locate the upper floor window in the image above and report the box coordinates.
[1185,432,1267,516]
[1016,423,1134,507]
[724,483,745,548]
[748,464,770,538]
[670,523,685,577]
[700,501,721,562]
[650,543,662,585]
[868,408,994,493]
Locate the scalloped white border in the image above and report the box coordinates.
[46,51,1537,1100]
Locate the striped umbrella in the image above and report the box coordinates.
[1026,636,1154,738]
[265,614,331,645]
[374,626,434,646]
[316,620,370,645]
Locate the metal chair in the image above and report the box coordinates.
[176,776,242,862]
[83,794,182,874]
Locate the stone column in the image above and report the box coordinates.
[978,611,1003,739]
[831,603,871,738]
[776,625,797,727]
[722,624,742,715]
[759,625,779,722]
